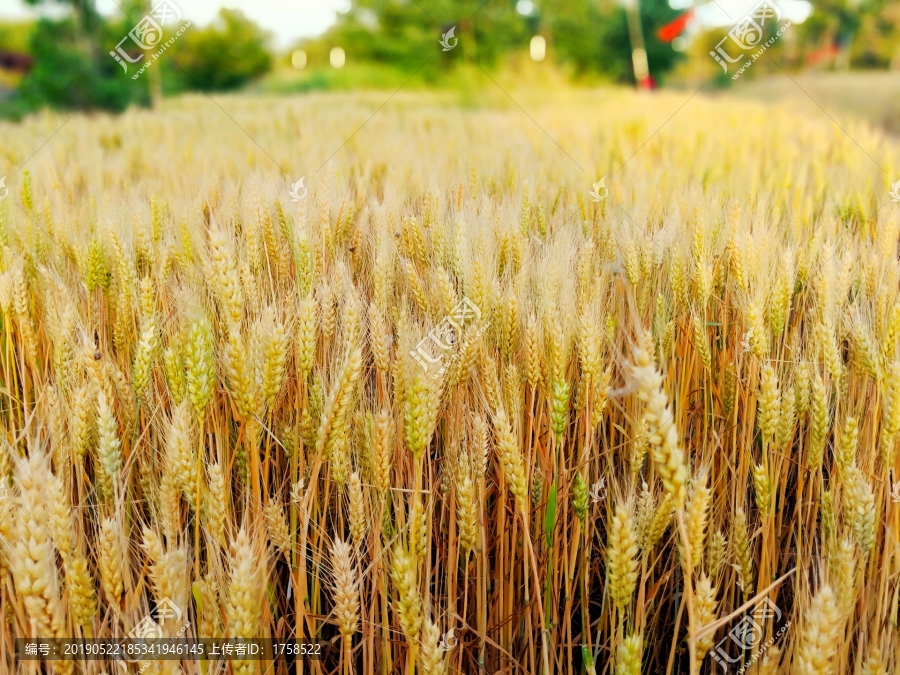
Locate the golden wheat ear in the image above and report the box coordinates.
[795,584,843,675]
[330,538,360,655]
[615,633,643,675]
[607,501,639,610]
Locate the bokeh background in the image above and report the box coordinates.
[0,0,898,132]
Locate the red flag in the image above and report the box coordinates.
[657,9,693,43]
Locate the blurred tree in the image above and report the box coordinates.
[3,0,147,116]
[0,21,36,53]
[164,9,273,92]
[307,0,683,84]
[24,0,103,46]
[311,0,530,81]
[11,15,146,116]
[547,0,624,78]
[799,0,887,68]
[548,0,682,83]
[4,3,275,116]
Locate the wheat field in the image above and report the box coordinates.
[0,88,899,675]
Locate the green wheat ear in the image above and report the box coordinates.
[545,483,557,547]
[581,645,595,672]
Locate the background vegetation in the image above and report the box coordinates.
[0,0,898,118]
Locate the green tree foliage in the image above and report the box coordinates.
[0,21,35,53]
[1,0,145,116]
[12,17,146,116]
[308,0,684,83]
[164,9,273,92]
[549,0,683,83]
[798,0,892,67]
[4,2,272,116]
[314,0,531,81]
